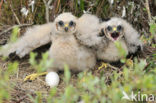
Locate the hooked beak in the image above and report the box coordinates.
[113,27,117,32]
[64,23,69,32]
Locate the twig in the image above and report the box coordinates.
[42,0,46,5]
[42,0,53,23]
[16,95,28,103]
[48,0,53,5]
[145,0,152,22]
[0,24,33,36]
[16,67,19,79]
[107,64,119,70]
[96,0,104,16]
[9,3,21,25]
[55,0,60,13]
[0,0,3,16]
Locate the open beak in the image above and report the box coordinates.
[110,27,120,40]
[64,24,69,32]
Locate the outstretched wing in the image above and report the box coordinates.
[0,22,55,58]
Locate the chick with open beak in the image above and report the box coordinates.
[96,20,128,62]
[96,17,142,63]
[104,25,124,41]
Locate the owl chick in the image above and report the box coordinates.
[0,23,54,58]
[97,17,142,62]
[48,12,96,72]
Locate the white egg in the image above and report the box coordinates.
[45,72,60,87]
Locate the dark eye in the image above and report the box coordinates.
[69,21,74,26]
[117,25,122,31]
[98,29,105,37]
[107,26,112,31]
[58,21,64,26]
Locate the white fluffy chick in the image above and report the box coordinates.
[48,12,96,72]
[97,17,142,62]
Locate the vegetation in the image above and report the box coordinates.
[0,0,155,103]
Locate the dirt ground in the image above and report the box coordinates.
[0,48,118,103]
[0,56,74,102]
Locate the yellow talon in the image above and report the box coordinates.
[126,59,133,67]
[24,72,48,81]
[24,73,38,81]
[98,62,108,70]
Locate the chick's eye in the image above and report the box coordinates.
[69,21,74,26]
[107,26,112,31]
[117,25,122,31]
[58,21,64,26]
[99,28,105,37]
